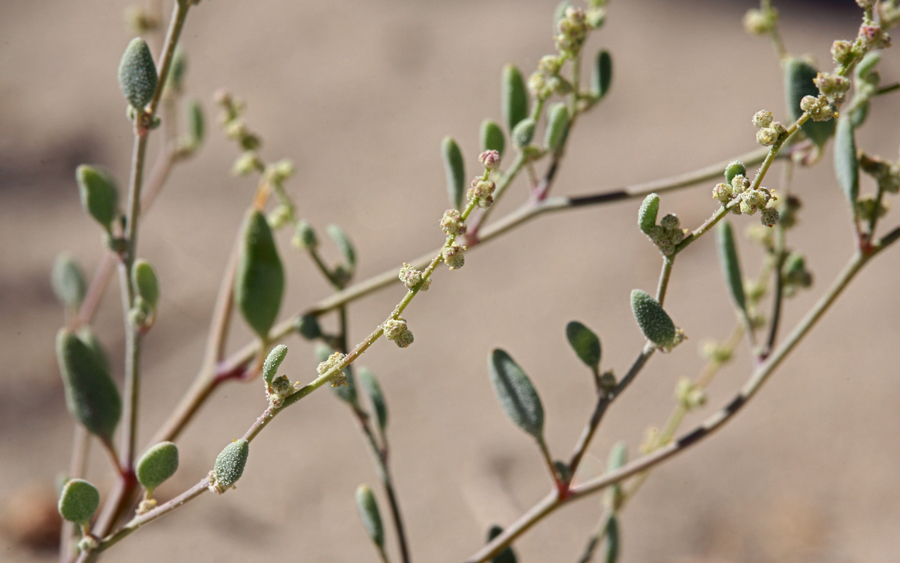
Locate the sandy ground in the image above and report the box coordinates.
[2,0,900,562]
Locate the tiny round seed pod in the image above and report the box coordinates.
[637,193,660,235]
[724,161,747,185]
[132,259,159,308]
[262,344,288,386]
[118,37,159,110]
[76,165,119,231]
[630,289,677,349]
[512,118,536,149]
[136,442,179,494]
[58,479,100,523]
[212,439,249,494]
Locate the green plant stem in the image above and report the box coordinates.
[656,255,674,306]
[149,147,772,460]
[466,231,897,563]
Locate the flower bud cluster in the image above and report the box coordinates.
[529,57,572,100]
[799,95,836,122]
[266,375,295,408]
[442,242,465,270]
[440,209,467,236]
[781,252,813,298]
[215,89,264,176]
[713,173,779,227]
[860,152,900,194]
[398,263,431,291]
[675,378,706,411]
[752,110,787,147]
[383,317,414,348]
[813,73,851,105]
[646,214,686,256]
[317,351,348,387]
[555,7,590,56]
[468,178,496,208]
[742,7,778,36]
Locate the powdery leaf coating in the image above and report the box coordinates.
[76,165,118,230]
[132,259,159,307]
[637,193,660,235]
[487,525,518,563]
[358,367,387,434]
[834,114,860,208]
[593,49,613,100]
[355,485,385,549]
[136,441,179,493]
[784,58,835,147]
[502,64,529,133]
[630,290,676,348]
[52,253,87,310]
[262,344,288,386]
[565,321,601,371]
[441,137,466,211]
[488,349,544,441]
[716,221,747,313]
[234,209,284,339]
[58,479,100,523]
[480,119,506,157]
[213,439,249,493]
[118,37,159,109]
[544,102,570,151]
[56,329,121,444]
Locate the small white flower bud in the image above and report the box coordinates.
[752,110,773,129]
[440,209,467,236]
[442,242,465,270]
[382,318,408,340]
[479,150,501,170]
[712,183,733,203]
[398,263,431,291]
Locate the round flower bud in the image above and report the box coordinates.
[442,243,465,270]
[382,318,408,341]
[538,55,563,75]
[713,183,733,204]
[756,127,778,146]
[760,206,780,227]
[831,40,854,66]
[398,263,431,291]
[752,110,773,129]
[659,213,680,230]
[479,150,501,170]
[440,209,467,236]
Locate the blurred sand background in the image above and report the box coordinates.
[2,0,900,562]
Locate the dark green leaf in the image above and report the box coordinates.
[118,37,158,109]
[784,58,835,147]
[56,328,121,445]
[75,165,118,230]
[604,515,620,563]
[834,114,859,208]
[593,50,613,100]
[715,221,747,313]
[442,137,466,210]
[234,209,285,339]
[565,321,601,371]
[481,119,506,156]
[355,485,385,549]
[358,367,387,434]
[630,290,676,348]
[487,525,518,563]
[502,64,529,133]
[488,349,544,440]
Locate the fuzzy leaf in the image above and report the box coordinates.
[480,119,506,156]
[637,193,659,235]
[58,479,100,524]
[715,221,747,313]
[502,64,529,133]
[834,114,859,208]
[784,58,835,147]
[234,209,285,339]
[262,344,288,386]
[76,165,118,230]
[56,329,121,444]
[132,259,159,308]
[442,137,466,211]
[511,118,536,149]
[604,515,620,563]
[52,253,87,310]
[136,441,179,493]
[544,103,569,151]
[487,525,518,563]
[565,321,601,371]
[355,485,385,549]
[593,50,613,100]
[488,349,544,440]
[326,223,356,275]
[118,37,158,109]
[358,367,387,434]
[76,327,110,375]
[630,290,676,348]
[213,439,249,492]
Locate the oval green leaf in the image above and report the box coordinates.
[52,253,87,310]
[355,484,385,549]
[502,64,529,133]
[715,221,747,313]
[56,328,121,445]
[136,441,179,493]
[544,103,569,151]
[604,514,620,563]
[76,165,118,231]
[593,50,613,100]
[118,37,159,109]
[637,193,659,235]
[58,479,100,523]
[326,223,356,275]
[488,349,544,440]
[511,118,536,149]
[630,290,676,348]
[565,321,601,372]
[132,258,159,308]
[480,119,506,157]
[834,114,859,209]
[442,137,466,211]
[358,367,387,434]
[262,344,288,386]
[213,439,249,493]
[234,209,285,339]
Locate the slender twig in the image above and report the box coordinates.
[466,231,898,563]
